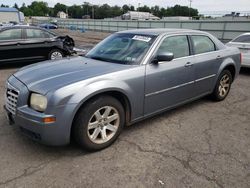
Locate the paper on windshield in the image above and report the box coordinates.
[132,35,152,42]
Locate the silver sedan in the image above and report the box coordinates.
[226,33,250,67]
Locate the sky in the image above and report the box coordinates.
[1,0,250,13]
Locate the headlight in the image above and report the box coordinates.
[30,93,47,112]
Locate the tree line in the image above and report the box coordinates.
[1,1,199,19]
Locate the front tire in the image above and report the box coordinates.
[73,96,125,151]
[211,70,232,101]
[48,49,64,60]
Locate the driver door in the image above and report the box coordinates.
[144,35,196,116]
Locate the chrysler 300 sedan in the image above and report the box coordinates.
[4,29,241,150]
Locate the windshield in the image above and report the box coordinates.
[86,33,156,65]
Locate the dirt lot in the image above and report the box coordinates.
[55,29,110,49]
[0,30,249,188]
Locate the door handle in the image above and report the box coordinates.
[216,55,221,59]
[185,62,193,67]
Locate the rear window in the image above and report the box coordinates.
[232,35,250,43]
[0,29,22,40]
[191,35,216,55]
[26,29,46,39]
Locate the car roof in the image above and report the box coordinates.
[0,25,42,30]
[0,25,57,35]
[238,33,250,36]
[117,28,208,36]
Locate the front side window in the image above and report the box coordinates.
[191,35,216,54]
[157,35,190,59]
[86,33,156,65]
[26,29,46,39]
[232,35,250,43]
[0,29,22,40]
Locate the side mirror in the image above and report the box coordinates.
[152,52,174,64]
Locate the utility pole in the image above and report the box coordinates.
[188,0,192,19]
[138,3,141,20]
[92,6,94,19]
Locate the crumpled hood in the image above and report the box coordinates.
[14,56,131,95]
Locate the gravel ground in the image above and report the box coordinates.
[0,29,249,188]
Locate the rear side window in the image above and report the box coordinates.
[232,35,250,43]
[157,35,190,59]
[191,35,216,55]
[0,29,22,40]
[26,29,47,39]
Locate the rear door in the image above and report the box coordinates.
[0,28,24,63]
[144,35,195,116]
[190,35,222,96]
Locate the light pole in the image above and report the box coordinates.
[92,6,94,19]
[138,3,141,20]
[188,0,192,19]
[89,3,94,19]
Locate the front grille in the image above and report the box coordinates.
[5,86,19,115]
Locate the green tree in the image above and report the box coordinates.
[137,5,151,12]
[20,3,33,16]
[122,5,130,13]
[13,3,19,10]
[28,1,49,16]
[68,5,82,18]
[1,4,9,7]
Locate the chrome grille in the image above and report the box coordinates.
[5,87,19,115]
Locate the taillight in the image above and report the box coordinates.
[240,53,242,64]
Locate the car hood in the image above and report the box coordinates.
[14,56,132,95]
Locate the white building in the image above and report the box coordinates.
[0,7,24,23]
[57,11,68,19]
[122,11,160,20]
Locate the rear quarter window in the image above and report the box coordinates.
[191,35,216,55]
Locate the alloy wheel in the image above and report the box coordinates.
[218,74,230,97]
[87,106,120,144]
[50,51,63,60]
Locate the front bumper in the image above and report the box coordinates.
[4,104,76,146]
[4,76,77,146]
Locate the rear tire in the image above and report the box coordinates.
[73,96,125,151]
[211,70,232,101]
[48,49,64,60]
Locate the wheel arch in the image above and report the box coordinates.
[70,89,132,141]
[223,64,236,81]
[217,57,237,82]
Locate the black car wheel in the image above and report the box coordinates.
[48,49,64,60]
[73,96,125,151]
[211,70,233,101]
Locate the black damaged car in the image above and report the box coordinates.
[0,25,75,64]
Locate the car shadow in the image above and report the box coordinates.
[240,67,250,75]
[122,97,211,134]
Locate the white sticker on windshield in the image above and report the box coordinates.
[132,35,152,42]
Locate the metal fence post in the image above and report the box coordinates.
[222,21,227,42]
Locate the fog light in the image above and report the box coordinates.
[43,117,56,123]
